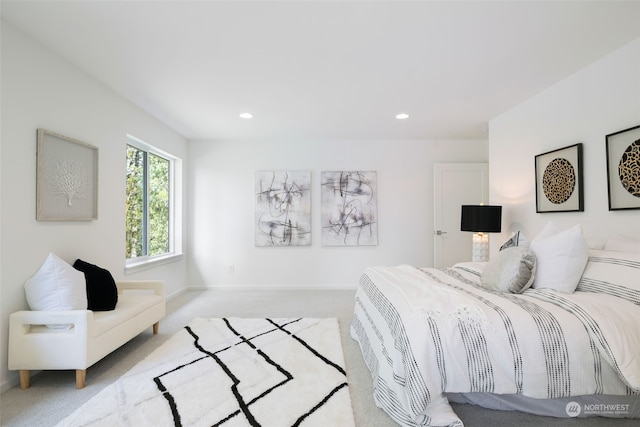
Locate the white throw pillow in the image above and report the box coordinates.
[481,246,536,293]
[24,253,87,312]
[532,221,559,241]
[604,235,640,253]
[529,223,588,293]
[577,250,640,304]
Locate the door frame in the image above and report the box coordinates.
[433,163,489,267]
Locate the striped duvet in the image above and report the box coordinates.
[351,261,640,426]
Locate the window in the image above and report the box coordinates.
[126,135,180,269]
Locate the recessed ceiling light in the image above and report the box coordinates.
[239,112,253,119]
[395,113,409,120]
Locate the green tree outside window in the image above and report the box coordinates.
[126,144,171,259]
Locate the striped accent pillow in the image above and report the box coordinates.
[576,250,640,305]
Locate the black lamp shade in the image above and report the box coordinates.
[461,205,502,233]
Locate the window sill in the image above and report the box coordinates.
[125,253,183,275]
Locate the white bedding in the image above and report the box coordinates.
[350,263,640,426]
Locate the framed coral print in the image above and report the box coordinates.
[606,125,640,210]
[535,143,584,213]
[37,129,99,220]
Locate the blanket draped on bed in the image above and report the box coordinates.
[350,264,640,427]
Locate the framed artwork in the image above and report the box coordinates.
[36,129,99,220]
[321,171,377,246]
[606,125,640,210]
[534,143,583,213]
[255,170,311,246]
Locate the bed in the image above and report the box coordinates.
[350,233,640,426]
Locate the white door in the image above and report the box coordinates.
[433,163,489,268]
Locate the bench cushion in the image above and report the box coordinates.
[92,294,163,337]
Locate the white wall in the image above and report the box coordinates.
[489,37,640,247]
[187,139,488,288]
[0,23,189,390]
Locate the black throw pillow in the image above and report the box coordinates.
[73,259,118,311]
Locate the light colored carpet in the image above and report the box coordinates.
[56,317,354,427]
[1,288,638,426]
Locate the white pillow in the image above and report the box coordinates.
[481,246,536,293]
[604,235,640,253]
[577,250,640,304]
[529,223,588,293]
[532,221,559,241]
[24,253,87,312]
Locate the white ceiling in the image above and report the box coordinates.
[3,1,640,141]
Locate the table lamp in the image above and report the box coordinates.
[461,205,502,262]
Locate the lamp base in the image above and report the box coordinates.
[472,233,489,262]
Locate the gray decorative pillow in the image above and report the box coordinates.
[481,246,537,293]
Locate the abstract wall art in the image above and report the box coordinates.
[36,129,98,220]
[534,143,584,213]
[321,171,377,246]
[255,171,311,246]
[606,125,640,210]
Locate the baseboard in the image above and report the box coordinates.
[166,287,188,300]
[1,379,16,393]
[186,284,357,291]
[1,371,27,393]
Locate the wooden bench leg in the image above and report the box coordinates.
[76,369,86,389]
[19,370,30,389]
[153,321,159,334]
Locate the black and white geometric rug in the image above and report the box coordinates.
[57,318,355,427]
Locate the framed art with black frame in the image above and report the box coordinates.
[534,143,584,213]
[606,125,640,211]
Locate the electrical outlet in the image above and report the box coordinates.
[228,264,235,273]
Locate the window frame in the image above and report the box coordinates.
[125,134,182,273]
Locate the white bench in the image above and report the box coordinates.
[8,280,165,389]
